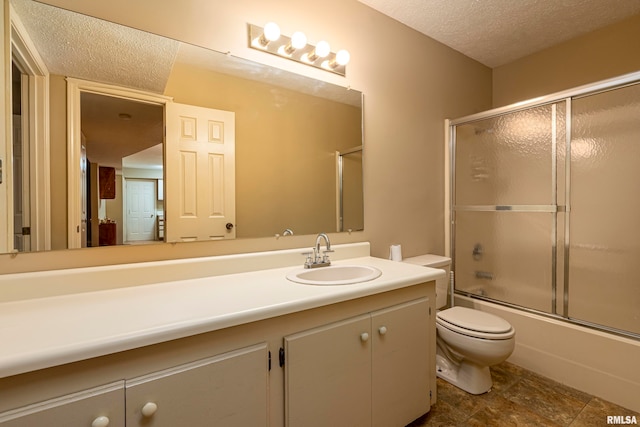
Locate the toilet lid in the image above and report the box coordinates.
[437,306,512,334]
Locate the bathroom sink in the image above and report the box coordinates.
[286,265,382,286]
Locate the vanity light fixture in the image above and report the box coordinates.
[248,22,350,76]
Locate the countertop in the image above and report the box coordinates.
[0,256,443,379]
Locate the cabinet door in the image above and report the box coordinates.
[372,297,430,427]
[284,314,371,427]
[125,343,268,427]
[0,381,124,427]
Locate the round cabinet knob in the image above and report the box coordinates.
[91,416,110,427]
[141,402,158,417]
[225,223,234,230]
[378,326,388,335]
[360,332,369,342]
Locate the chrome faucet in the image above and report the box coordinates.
[303,233,334,268]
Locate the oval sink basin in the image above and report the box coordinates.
[286,265,382,286]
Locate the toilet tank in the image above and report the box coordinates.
[403,254,451,309]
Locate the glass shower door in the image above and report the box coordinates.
[453,104,566,314]
[570,83,640,335]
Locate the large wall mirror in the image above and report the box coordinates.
[5,0,363,254]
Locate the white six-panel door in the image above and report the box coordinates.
[165,102,236,242]
[126,179,157,242]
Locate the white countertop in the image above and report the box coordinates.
[0,256,443,379]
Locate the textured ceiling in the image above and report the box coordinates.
[358,0,640,68]
[11,0,179,93]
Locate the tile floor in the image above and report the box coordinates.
[408,362,640,426]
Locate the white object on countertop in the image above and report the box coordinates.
[389,244,403,261]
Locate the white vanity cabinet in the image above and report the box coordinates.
[125,343,269,427]
[284,297,430,427]
[0,344,268,427]
[0,382,125,427]
[0,251,439,427]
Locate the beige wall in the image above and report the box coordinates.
[493,13,640,107]
[0,0,491,273]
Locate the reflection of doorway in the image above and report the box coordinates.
[68,80,238,247]
[125,179,157,243]
[74,85,165,247]
[9,13,51,253]
[12,112,28,252]
[11,59,34,252]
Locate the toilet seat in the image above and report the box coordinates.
[437,306,515,340]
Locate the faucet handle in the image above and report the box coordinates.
[301,251,314,268]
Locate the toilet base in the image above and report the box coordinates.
[436,354,493,395]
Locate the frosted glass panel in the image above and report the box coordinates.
[455,105,555,206]
[569,83,640,335]
[454,211,553,313]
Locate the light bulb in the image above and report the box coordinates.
[291,31,307,49]
[263,22,281,42]
[281,31,307,55]
[315,40,331,58]
[335,49,350,66]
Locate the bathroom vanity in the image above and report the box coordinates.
[0,243,442,426]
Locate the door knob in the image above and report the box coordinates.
[226,223,234,230]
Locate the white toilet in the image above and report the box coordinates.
[403,254,515,395]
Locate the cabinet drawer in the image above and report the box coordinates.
[0,381,124,427]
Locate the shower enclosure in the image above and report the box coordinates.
[449,71,640,339]
[337,146,364,232]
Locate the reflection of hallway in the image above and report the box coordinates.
[79,90,165,248]
[98,176,164,246]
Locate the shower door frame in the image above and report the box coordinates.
[447,70,640,340]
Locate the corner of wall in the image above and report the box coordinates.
[492,14,640,107]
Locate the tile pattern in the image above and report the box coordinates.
[408,362,640,426]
